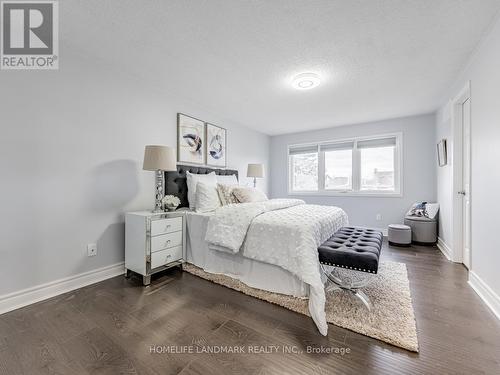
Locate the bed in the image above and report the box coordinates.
[185,211,309,297]
[165,165,348,335]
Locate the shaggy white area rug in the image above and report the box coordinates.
[183,261,419,352]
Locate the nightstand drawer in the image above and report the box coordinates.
[151,231,182,252]
[151,246,182,269]
[151,217,182,236]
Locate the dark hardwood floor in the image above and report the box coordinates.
[1,242,500,374]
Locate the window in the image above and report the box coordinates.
[289,145,318,191]
[358,138,396,192]
[288,134,401,195]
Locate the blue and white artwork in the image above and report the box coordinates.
[206,123,226,167]
[178,113,205,164]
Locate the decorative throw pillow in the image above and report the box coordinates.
[186,171,217,209]
[216,174,238,186]
[232,187,268,203]
[195,182,221,213]
[409,202,428,217]
[216,183,239,205]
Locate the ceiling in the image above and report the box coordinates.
[63,0,500,135]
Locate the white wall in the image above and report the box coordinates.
[436,14,500,298]
[435,103,454,247]
[0,46,270,297]
[270,114,437,230]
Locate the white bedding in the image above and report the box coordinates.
[185,211,309,297]
[205,199,305,253]
[205,199,348,336]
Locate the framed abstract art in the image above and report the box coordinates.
[177,113,205,164]
[206,123,227,167]
[437,139,447,167]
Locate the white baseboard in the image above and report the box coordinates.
[0,262,125,315]
[468,271,500,321]
[437,237,452,261]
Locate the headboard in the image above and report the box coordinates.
[165,165,239,208]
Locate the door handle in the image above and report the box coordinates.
[458,191,466,196]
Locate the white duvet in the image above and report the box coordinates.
[205,199,348,335]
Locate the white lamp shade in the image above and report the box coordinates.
[143,145,177,171]
[247,163,264,178]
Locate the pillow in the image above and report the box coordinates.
[232,187,268,203]
[408,202,428,217]
[216,183,239,205]
[407,202,440,219]
[216,174,238,186]
[425,203,440,219]
[186,171,217,209]
[195,182,221,213]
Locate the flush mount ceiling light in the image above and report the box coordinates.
[291,73,321,90]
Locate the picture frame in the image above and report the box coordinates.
[437,139,447,167]
[206,123,227,167]
[177,113,206,165]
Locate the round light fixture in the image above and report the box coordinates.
[292,73,321,90]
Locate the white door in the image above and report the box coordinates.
[462,98,471,269]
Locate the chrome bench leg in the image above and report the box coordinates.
[321,264,374,311]
[353,290,372,311]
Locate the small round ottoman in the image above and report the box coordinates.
[388,224,412,247]
[404,216,437,245]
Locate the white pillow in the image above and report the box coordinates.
[216,174,238,186]
[186,171,217,209]
[232,187,268,203]
[195,182,221,213]
[425,203,440,219]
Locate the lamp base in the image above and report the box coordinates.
[153,170,164,213]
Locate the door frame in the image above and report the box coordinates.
[451,81,471,264]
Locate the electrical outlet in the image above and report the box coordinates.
[87,243,97,257]
[376,214,382,221]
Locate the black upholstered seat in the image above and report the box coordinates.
[318,227,383,274]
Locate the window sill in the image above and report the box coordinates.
[287,191,402,198]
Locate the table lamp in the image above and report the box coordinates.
[247,163,264,188]
[143,145,177,212]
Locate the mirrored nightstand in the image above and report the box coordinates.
[125,211,186,286]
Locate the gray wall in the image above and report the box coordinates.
[270,114,437,230]
[436,13,500,296]
[0,48,270,297]
[435,105,454,248]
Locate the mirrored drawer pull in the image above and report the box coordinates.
[151,246,182,269]
[151,217,182,236]
[151,231,182,252]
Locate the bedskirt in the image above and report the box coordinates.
[185,211,309,298]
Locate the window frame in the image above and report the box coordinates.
[287,132,403,197]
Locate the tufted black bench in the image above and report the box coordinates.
[318,227,383,310]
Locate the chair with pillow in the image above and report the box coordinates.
[404,202,439,245]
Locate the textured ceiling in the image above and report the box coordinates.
[63,0,500,135]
